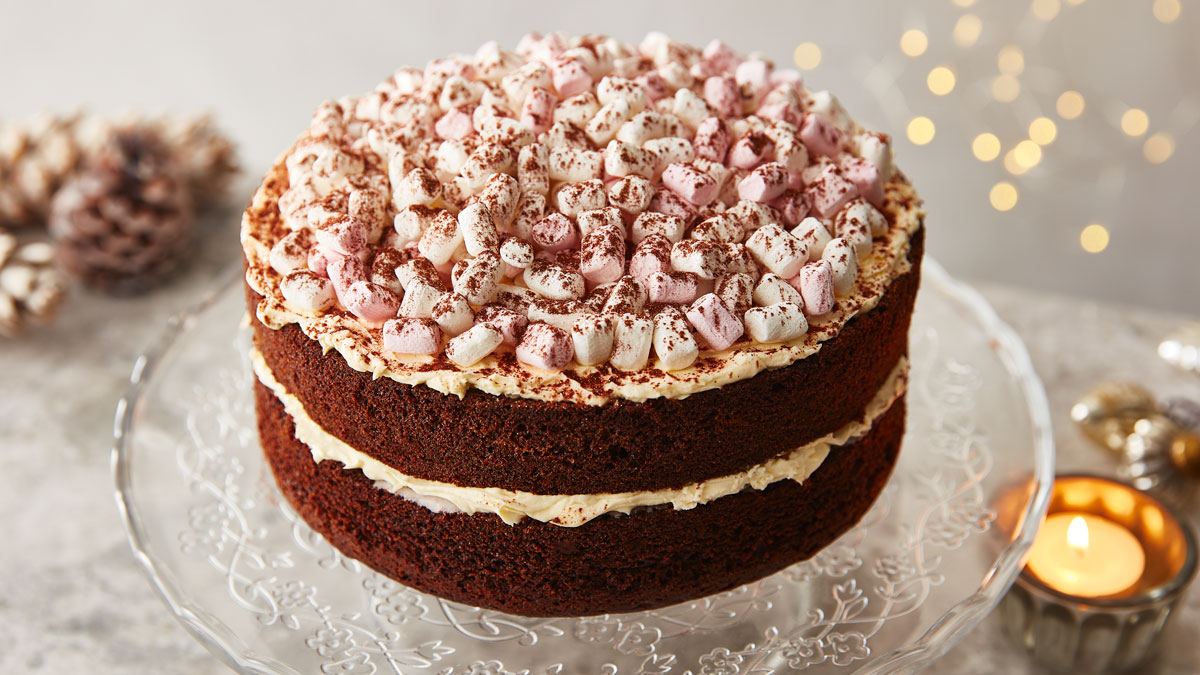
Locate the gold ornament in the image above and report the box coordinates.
[1070,382,1158,452]
[1170,431,1200,479]
[1159,323,1200,375]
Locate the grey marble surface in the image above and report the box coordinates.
[1,219,1197,673]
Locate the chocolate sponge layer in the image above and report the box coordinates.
[256,379,905,617]
[249,227,921,495]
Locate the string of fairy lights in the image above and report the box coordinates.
[790,0,1190,255]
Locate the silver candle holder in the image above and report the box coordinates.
[1000,475,1197,673]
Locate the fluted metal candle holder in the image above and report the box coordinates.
[1001,475,1197,673]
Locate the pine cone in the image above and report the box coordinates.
[0,112,92,227]
[158,113,239,206]
[0,229,68,337]
[48,129,194,294]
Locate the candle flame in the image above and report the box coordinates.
[1067,516,1089,552]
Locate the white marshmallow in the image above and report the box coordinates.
[478,116,535,148]
[606,175,654,214]
[547,147,603,182]
[527,298,588,331]
[596,76,647,113]
[523,260,585,300]
[500,237,535,269]
[269,229,314,274]
[445,322,504,367]
[744,224,808,278]
[585,98,633,146]
[643,136,695,174]
[512,191,546,240]
[652,308,699,371]
[715,273,754,314]
[432,140,471,180]
[672,87,716,129]
[399,278,442,318]
[822,237,858,296]
[431,292,475,336]
[690,213,744,243]
[615,110,670,146]
[452,253,502,305]
[722,243,760,281]
[553,92,601,127]
[460,142,515,191]
[576,207,624,239]
[475,173,521,226]
[744,302,809,343]
[392,168,441,209]
[610,313,654,371]
[458,203,500,256]
[790,217,833,258]
[571,313,616,366]
[417,211,463,265]
[555,179,607,217]
[753,272,804,307]
[280,270,336,312]
[670,240,728,279]
[601,276,648,314]
[517,143,550,195]
[502,62,552,109]
[856,132,894,182]
[603,140,656,178]
[632,212,686,244]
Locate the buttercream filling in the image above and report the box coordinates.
[252,347,908,527]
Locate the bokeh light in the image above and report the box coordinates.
[953,15,983,47]
[927,66,956,95]
[900,29,928,57]
[952,0,977,7]
[998,45,1025,75]
[990,182,1019,211]
[1032,0,1061,21]
[1057,91,1086,119]
[1153,0,1182,23]
[1121,108,1149,136]
[1080,224,1110,253]
[1143,133,1176,163]
[1013,140,1043,168]
[793,42,822,70]
[1029,117,1058,145]
[972,133,1001,161]
[1004,149,1031,176]
[992,75,1021,102]
[907,116,936,145]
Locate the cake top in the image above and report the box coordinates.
[242,32,923,405]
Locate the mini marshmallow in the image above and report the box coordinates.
[417,211,463,265]
[745,224,808,278]
[315,216,368,257]
[495,283,539,313]
[754,272,804,307]
[729,131,773,169]
[628,212,683,245]
[596,76,646,112]
[395,257,444,292]
[475,305,527,345]
[703,75,741,118]
[382,318,442,355]
[475,173,521,226]
[603,140,656,178]
[552,92,601,128]
[399,278,443,318]
[527,298,588,331]
[835,203,874,258]
[772,190,812,227]
[840,156,883,208]
[799,114,842,158]
[517,143,550,195]
[585,98,633,146]
[571,313,616,366]
[445,322,504,367]
[551,56,593,98]
[452,253,502,305]
[715,273,754,314]
[687,293,745,351]
[647,189,697,224]
[458,203,500,255]
[672,87,715,128]
[326,255,366,305]
[615,110,670,145]
[796,260,835,316]
[519,87,557,135]
[512,191,546,240]
[646,271,699,304]
[737,162,789,203]
[856,132,894,182]
[822,237,859,296]
[432,140,471,180]
[693,117,730,162]
[735,59,771,94]
[722,243,759,281]
[270,229,314,274]
[601,275,648,314]
[729,199,779,233]
[478,114,535,149]
[435,106,475,140]
[523,259,585,300]
[790,217,834,258]
[744,302,808,343]
[662,163,718,206]
[555,179,606,217]
[349,188,387,241]
[644,136,695,174]
[610,313,654,371]
[343,280,401,322]
[670,239,727,280]
[576,207,624,238]
[547,146,603,182]
[502,62,553,109]
[806,164,860,218]
[531,213,579,252]
[807,90,852,131]
[607,175,654,214]
[369,247,406,295]
[652,308,699,371]
[841,197,888,236]
[774,136,809,174]
[516,322,574,370]
[432,292,475,335]
[690,213,744,243]
[500,237,535,269]
[580,224,626,285]
[626,234,670,284]
[460,142,516,191]
[280,269,336,312]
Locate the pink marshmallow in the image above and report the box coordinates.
[662,163,719,206]
[315,216,368,257]
[840,156,884,208]
[756,101,801,126]
[729,132,774,169]
[702,40,742,75]
[580,224,626,285]
[635,70,669,102]
[516,322,574,370]
[687,293,744,351]
[648,189,698,224]
[737,162,789,203]
[693,117,730,162]
[793,260,835,316]
[806,165,860,218]
[646,271,699,305]
[326,255,366,305]
[735,60,771,94]
[343,280,401,322]
[629,234,672,284]
[531,213,579,252]
[307,246,331,277]
[435,106,475,140]
[520,87,557,135]
[476,305,528,346]
[800,114,843,158]
[383,318,442,355]
[703,75,742,118]
[551,57,592,98]
[771,190,813,226]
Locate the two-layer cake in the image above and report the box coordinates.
[241,32,924,616]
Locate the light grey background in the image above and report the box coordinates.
[1,0,1196,311]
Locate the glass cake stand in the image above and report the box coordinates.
[114,258,1054,675]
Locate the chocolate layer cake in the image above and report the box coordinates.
[241,32,924,616]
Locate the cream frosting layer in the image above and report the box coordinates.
[252,346,908,527]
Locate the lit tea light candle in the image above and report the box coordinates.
[1026,512,1146,598]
